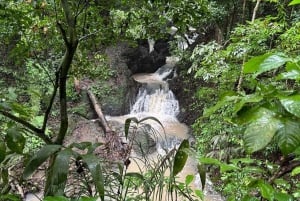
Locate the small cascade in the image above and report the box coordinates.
[130,62,179,123]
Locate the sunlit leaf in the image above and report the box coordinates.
[6,126,26,154]
[244,53,271,73]
[275,119,300,155]
[277,70,300,80]
[258,182,274,200]
[289,0,300,5]
[199,157,221,165]
[82,154,104,201]
[291,167,300,176]
[194,189,204,200]
[23,145,61,179]
[280,95,300,118]
[78,197,98,201]
[173,139,189,176]
[185,174,194,186]
[220,163,239,172]
[45,148,73,196]
[244,53,289,77]
[244,109,282,153]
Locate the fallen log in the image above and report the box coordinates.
[86,89,112,135]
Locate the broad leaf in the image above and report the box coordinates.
[244,53,271,73]
[23,145,61,179]
[233,94,263,114]
[274,193,293,201]
[255,54,288,76]
[258,182,274,200]
[244,109,282,153]
[45,148,73,196]
[0,141,6,163]
[275,119,300,155]
[82,154,104,201]
[291,167,300,176]
[277,70,300,81]
[173,139,189,176]
[6,127,26,154]
[203,94,238,117]
[280,95,300,118]
[244,53,288,77]
[289,0,300,5]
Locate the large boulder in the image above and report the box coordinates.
[124,39,170,74]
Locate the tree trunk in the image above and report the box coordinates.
[87,89,113,134]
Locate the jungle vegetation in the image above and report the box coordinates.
[0,0,300,200]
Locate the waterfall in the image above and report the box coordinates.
[130,61,180,122]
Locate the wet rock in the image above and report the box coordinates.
[124,39,170,74]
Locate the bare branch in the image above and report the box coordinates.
[0,110,52,144]
[42,71,59,132]
[79,30,101,41]
[57,22,69,45]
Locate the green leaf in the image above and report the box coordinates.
[125,172,144,181]
[280,95,300,118]
[185,174,194,186]
[258,182,274,200]
[23,145,61,179]
[199,157,221,165]
[220,163,239,172]
[289,0,300,5]
[244,53,271,73]
[173,139,189,176]
[255,54,288,76]
[0,141,6,163]
[197,163,206,190]
[69,142,92,150]
[277,70,300,80]
[138,116,164,130]
[82,154,104,201]
[194,189,204,200]
[291,167,300,176]
[233,94,263,114]
[274,193,293,201]
[244,108,282,153]
[78,197,98,201]
[244,53,288,77]
[44,196,69,201]
[124,117,138,139]
[45,148,73,196]
[204,94,238,117]
[0,194,21,201]
[275,119,300,155]
[6,127,26,154]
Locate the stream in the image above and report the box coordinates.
[107,57,223,201]
[25,58,223,201]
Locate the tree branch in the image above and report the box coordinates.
[42,71,59,132]
[0,110,52,144]
[57,22,69,46]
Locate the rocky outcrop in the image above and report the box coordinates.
[124,39,170,74]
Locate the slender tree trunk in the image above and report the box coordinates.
[242,0,247,23]
[237,0,261,92]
